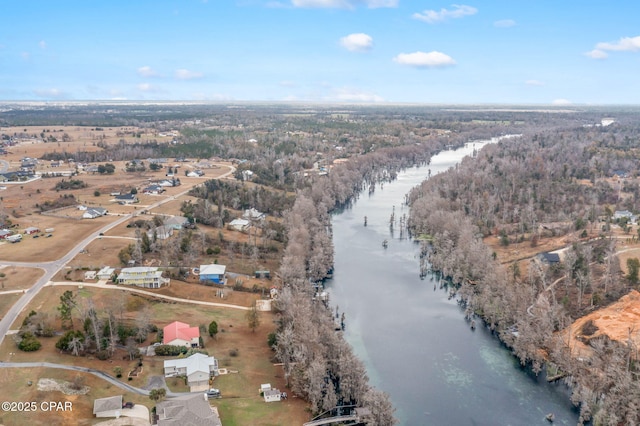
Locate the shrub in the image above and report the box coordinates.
[18,332,41,352]
[229,348,239,357]
[154,345,188,356]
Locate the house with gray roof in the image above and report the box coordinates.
[156,393,222,426]
[93,395,122,418]
[164,353,218,392]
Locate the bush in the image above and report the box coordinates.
[96,350,110,360]
[229,348,239,357]
[154,345,188,356]
[94,190,101,197]
[18,332,41,352]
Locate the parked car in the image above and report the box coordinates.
[122,402,135,409]
[206,388,221,399]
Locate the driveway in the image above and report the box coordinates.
[122,404,150,423]
[144,375,169,392]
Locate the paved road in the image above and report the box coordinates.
[0,165,235,347]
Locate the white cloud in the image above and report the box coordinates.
[137,66,160,78]
[585,49,608,59]
[587,35,640,59]
[393,51,456,68]
[595,36,640,52]
[552,98,572,106]
[525,80,544,86]
[291,0,397,9]
[175,69,204,80]
[137,83,156,92]
[340,33,373,52]
[39,40,47,49]
[493,19,515,28]
[413,4,477,24]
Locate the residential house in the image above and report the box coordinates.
[83,207,108,219]
[143,184,164,195]
[163,353,218,391]
[614,210,637,223]
[241,170,254,181]
[242,208,266,222]
[115,193,138,204]
[164,216,190,230]
[93,395,122,418]
[163,321,200,347]
[539,252,561,264]
[97,266,115,280]
[84,271,97,280]
[24,226,39,235]
[147,225,174,240]
[155,393,222,426]
[117,267,169,288]
[199,264,226,285]
[228,218,250,232]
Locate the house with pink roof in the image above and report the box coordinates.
[163,321,200,347]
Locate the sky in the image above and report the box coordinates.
[1,0,639,105]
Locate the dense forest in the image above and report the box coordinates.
[408,115,640,425]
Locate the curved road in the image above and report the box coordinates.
[0,361,190,397]
[0,165,236,347]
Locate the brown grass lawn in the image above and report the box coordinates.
[0,293,21,321]
[0,266,44,290]
[0,284,309,425]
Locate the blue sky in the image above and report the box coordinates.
[1,0,639,104]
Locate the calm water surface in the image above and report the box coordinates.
[327,141,579,426]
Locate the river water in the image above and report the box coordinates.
[327,140,579,426]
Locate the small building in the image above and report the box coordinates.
[117,266,169,288]
[24,226,40,235]
[84,270,97,280]
[264,389,282,402]
[243,208,266,222]
[163,321,200,347]
[228,218,250,232]
[199,264,226,285]
[83,207,108,219]
[164,215,190,230]
[114,193,138,204]
[97,266,115,280]
[147,225,173,240]
[0,229,11,239]
[539,252,561,264]
[156,393,222,426]
[142,184,164,195]
[93,395,122,418]
[163,353,219,392]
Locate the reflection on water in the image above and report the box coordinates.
[327,141,578,426]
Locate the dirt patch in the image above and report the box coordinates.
[37,378,90,395]
[0,266,44,290]
[564,290,640,358]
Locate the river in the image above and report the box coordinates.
[327,140,579,426]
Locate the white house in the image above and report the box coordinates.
[93,395,122,418]
[147,225,173,240]
[84,270,97,280]
[83,207,107,219]
[163,353,219,392]
[117,267,169,288]
[243,208,266,222]
[228,218,250,232]
[97,266,115,280]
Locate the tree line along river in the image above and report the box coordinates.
[327,140,579,426]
